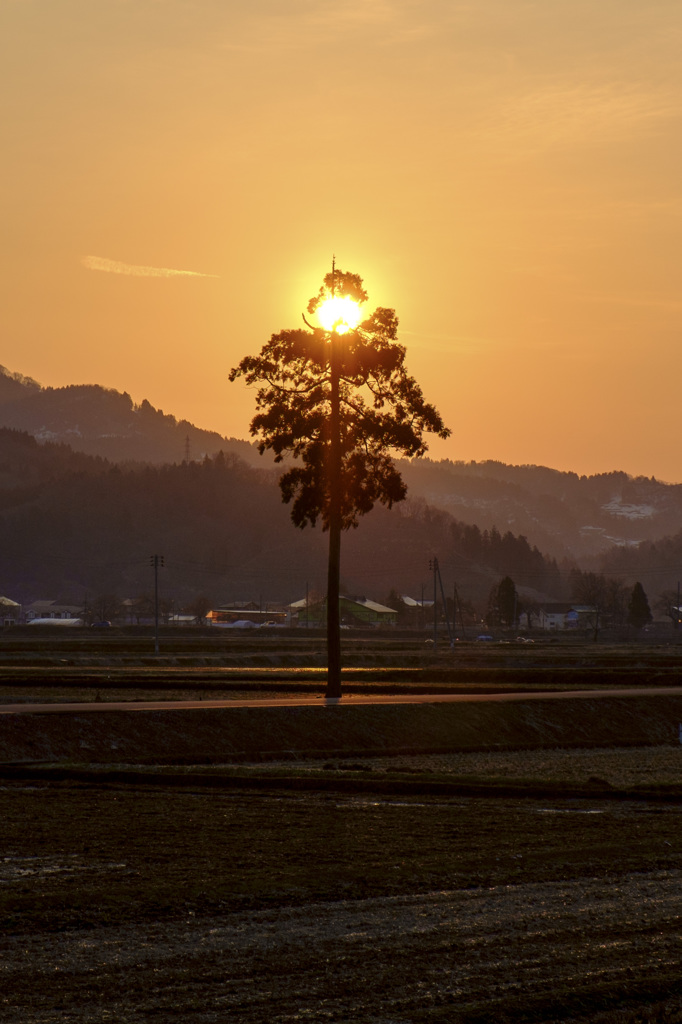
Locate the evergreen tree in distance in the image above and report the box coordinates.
[627,581,652,629]
[230,265,449,697]
[497,576,518,628]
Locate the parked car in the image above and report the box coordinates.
[90,620,112,629]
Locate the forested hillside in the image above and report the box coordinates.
[0,429,563,611]
[599,531,682,607]
[2,365,681,563]
[399,458,682,559]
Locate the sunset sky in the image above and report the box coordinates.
[2,1,681,480]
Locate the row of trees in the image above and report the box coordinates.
[61,594,215,626]
[36,575,671,634]
[568,571,653,628]
[485,573,654,631]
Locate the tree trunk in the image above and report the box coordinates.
[326,517,341,697]
[326,333,342,698]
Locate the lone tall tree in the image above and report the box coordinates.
[230,265,449,697]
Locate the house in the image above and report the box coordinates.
[0,596,20,627]
[207,602,287,626]
[400,596,434,610]
[537,603,574,630]
[25,600,83,622]
[533,603,598,631]
[395,595,434,628]
[290,595,398,628]
[568,605,599,629]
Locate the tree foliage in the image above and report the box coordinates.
[569,569,629,623]
[627,581,652,629]
[488,576,517,627]
[655,589,680,628]
[229,269,450,531]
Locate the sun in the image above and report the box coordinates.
[317,295,362,334]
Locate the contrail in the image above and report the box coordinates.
[82,255,218,278]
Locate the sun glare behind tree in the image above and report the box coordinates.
[316,295,363,334]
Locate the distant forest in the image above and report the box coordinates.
[1,362,681,619]
[2,366,682,564]
[0,428,564,612]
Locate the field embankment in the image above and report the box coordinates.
[2,638,682,765]
[3,692,682,765]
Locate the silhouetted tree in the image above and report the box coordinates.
[627,582,652,629]
[656,589,680,630]
[92,593,122,623]
[129,595,154,624]
[570,570,628,618]
[385,588,414,628]
[570,570,608,608]
[186,595,213,625]
[230,266,449,695]
[523,598,540,631]
[496,576,518,628]
[569,569,629,637]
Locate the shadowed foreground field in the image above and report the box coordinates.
[3,750,682,1023]
[4,640,682,1021]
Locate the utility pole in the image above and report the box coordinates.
[434,557,454,645]
[455,584,466,640]
[430,557,438,648]
[150,555,164,653]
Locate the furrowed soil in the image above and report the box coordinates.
[4,750,682,1023]
[4,638,682,1021]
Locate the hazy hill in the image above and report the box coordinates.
[0,429,562,610]
[0,366,262,467]
[599,530,682,598]
[398,458,682,560]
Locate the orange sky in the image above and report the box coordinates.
[2,1,681,480]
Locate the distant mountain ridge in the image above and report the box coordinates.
[1,365,680,561]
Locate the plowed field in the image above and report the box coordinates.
[3,748,682,1022]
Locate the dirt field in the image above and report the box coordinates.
[4,641,682,1021]
[3,747,682,1023]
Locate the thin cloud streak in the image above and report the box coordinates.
[477,80,680,157]
[82,256,218,278]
